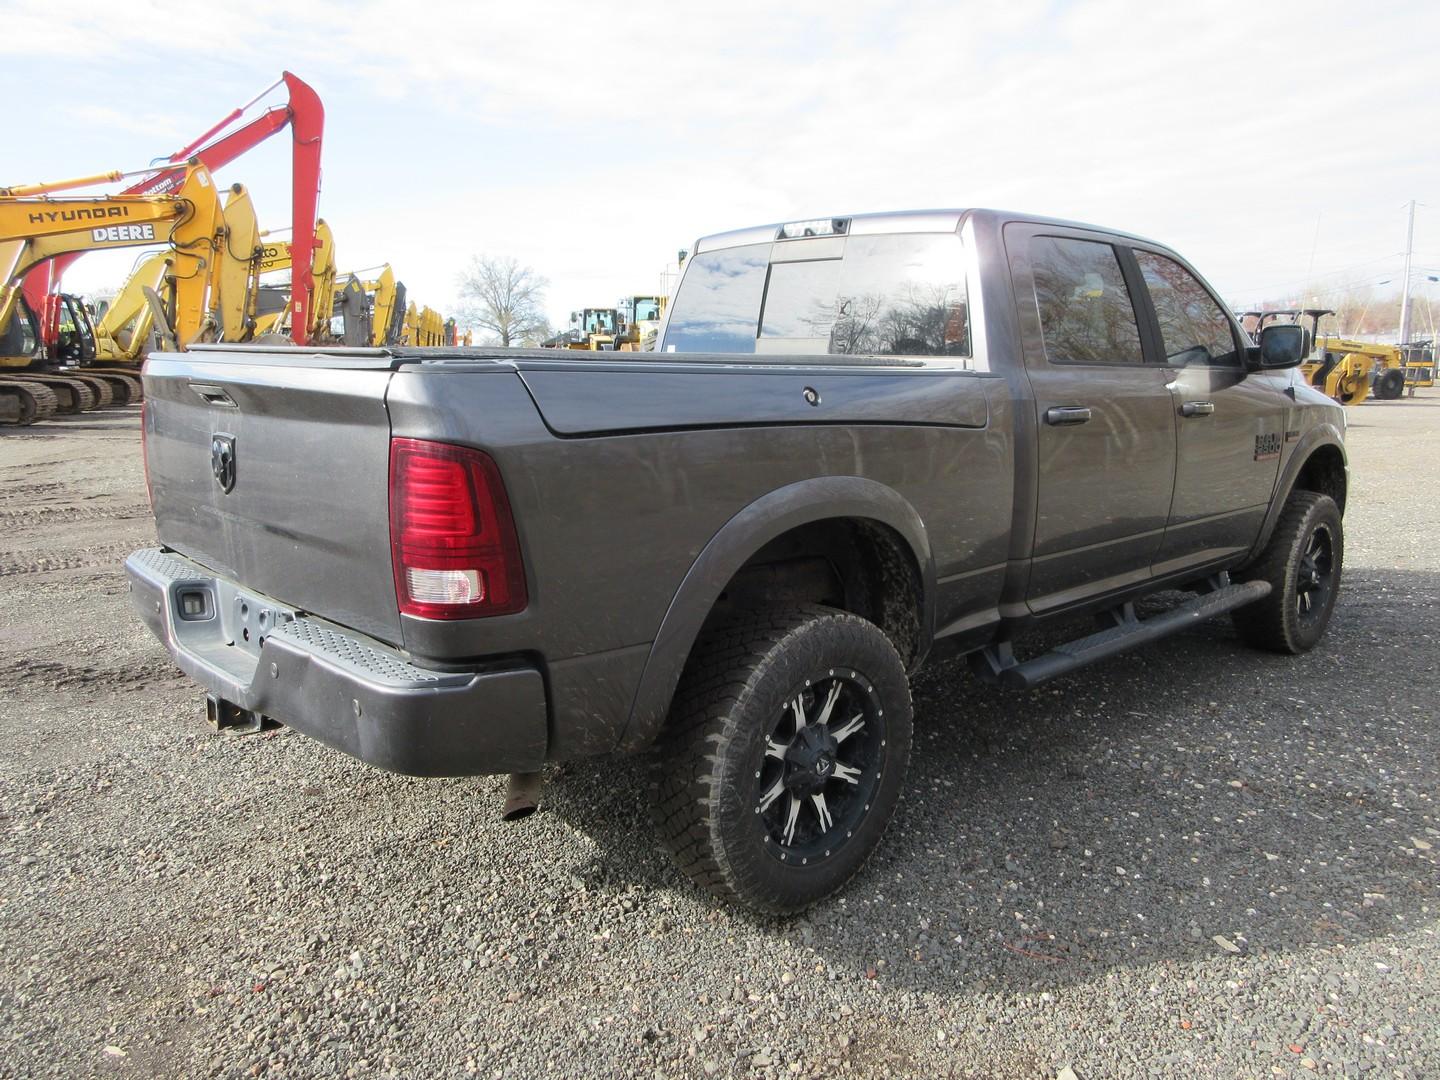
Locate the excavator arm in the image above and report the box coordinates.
[19,71,323,346]
[253,219,335,341]
[1,165,208,334]
[3,163,264,355]
[93,252,170,362]
[0,189,189,243]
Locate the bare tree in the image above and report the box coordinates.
[456,255,549,347]
[516,317,554,348]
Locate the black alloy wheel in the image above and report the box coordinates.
[755,668,886,866]
[1293,522,1336,626]
[652,605,913,914]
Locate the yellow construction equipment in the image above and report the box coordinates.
[0,160,268,427]
[366,266,404,347]
[257,229,414,347]
[1303,341,1374,405]
[253,218,337,342]
[616,295,666,351]
[0,163,207,332]
[1397,341,1437,393]
[342,265,405,347]
[552,307,620,349]
[401,302,448,346]
[1,161,264,349]
[0,162,236,419]
[1296,308,1433,403]
[92,251,172,364]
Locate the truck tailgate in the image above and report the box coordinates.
[143,351,402,645]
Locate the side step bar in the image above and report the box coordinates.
[971,575,1271,690]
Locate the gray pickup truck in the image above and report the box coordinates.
[127,209,1346,913]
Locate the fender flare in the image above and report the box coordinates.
[1248,423,1348,561]
[616,476,935,751]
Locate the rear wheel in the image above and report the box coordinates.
[1233,491,1343,653]
[651,605,912,914]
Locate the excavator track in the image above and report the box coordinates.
[0,373,97,414]
[66,372,114,409]
[0,380,60,427]
[83,370,143,405]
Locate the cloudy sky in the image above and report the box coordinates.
[4,0,1437,336]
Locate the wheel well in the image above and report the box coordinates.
[1292,444,1346,514]
[702,518,924,667]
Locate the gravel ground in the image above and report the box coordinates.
[1,399,1436,1080]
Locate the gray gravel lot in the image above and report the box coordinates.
[1,399,1436,1079]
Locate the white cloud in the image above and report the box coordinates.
[14,0,1439,323]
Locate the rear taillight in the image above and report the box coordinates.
[388,438,527,619]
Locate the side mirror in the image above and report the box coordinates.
[1248,323,1307,370]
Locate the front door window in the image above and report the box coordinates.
[1134,250,1241,367]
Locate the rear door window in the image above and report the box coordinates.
[1029,236,1145,364]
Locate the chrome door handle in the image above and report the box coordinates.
[1044,406,1092,426]
[1180,400,1215,417]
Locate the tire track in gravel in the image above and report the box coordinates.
[0,503,152,526]
[0,540,141,577]
[0,651,185,694]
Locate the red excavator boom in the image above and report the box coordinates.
[21,71,323,346]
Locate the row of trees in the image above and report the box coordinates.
[455,255,553,347]
[1251,286,1439,339]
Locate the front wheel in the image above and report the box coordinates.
[1374,368,1406,400]
[651,606,912,914]
[1233,491,1343,653]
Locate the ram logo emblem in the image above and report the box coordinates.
[211,434,237,494]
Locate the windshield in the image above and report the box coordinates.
[633,298,662,322]
[663,234,970,358]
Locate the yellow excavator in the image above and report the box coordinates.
[367,267,405,347]
[0,161,263,422]
[0,161,221,420]
[91,251,172,364]
[255,229,411,347]
[342,265,406,347]
[401,303,449,346]
[253,219,337,341]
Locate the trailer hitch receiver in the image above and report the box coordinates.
[205,693,280,735]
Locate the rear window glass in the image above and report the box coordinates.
[661,244,770,352]
[664,233,970,358]
[759,259,843,344]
